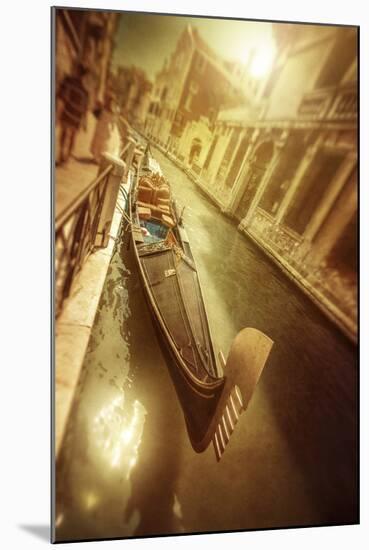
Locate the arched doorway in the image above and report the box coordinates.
[234,140,274,221]
[189,138,202,165]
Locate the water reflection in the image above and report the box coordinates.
[56,229,187,542]
[93,395,147,475]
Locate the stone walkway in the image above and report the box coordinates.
[55,112,98,219]
[55,169,132,459]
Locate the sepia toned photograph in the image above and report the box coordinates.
[53,6,358,544]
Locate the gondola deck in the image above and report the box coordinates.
[140,247,217,381]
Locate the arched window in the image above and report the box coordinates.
[189,138,202,165]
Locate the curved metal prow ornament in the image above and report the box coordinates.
[211,328,273,461]
[185,328,273,461]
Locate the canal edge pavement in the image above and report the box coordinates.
[54,186,128,460]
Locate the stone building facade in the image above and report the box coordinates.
[145,25,256,173]
[112,66,152,130]
[141,23,357,339]
[196,24,358,339]
[55,8,120,110]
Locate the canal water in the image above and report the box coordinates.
[55,147,357,542]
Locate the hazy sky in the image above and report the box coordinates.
[112,12,275,82]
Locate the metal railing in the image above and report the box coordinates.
[328,86,357,120]
[55,164,113,317]
[298,82,357,121]
[55,133,143,317]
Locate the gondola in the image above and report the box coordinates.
[128,143,274,461]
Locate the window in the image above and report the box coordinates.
[196,53,206,73]
[283,150,345,234]
[189,139,202,165]
[208,108,216,124]
[190,81,199,94]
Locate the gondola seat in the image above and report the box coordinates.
[162,214,175,228]
[137,205,151,220]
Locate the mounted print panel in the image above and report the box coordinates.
[53,6,358,544]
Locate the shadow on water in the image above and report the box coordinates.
[55,225,186,541]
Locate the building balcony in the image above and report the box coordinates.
[298,83,357,122]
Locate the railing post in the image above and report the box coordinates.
[122,137,138,182]
[135,150,144,176]
[95,153,126,248]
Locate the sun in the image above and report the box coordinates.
[249,44,276,78]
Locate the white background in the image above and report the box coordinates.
[0,0,367,548]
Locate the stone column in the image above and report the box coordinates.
[205,132,228,187]
[134,150,144,177]
[274,133,325,224]
[225,128,259,215]
[95,153,126,248]
[241,137,285,228]
[221,128,244,189]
